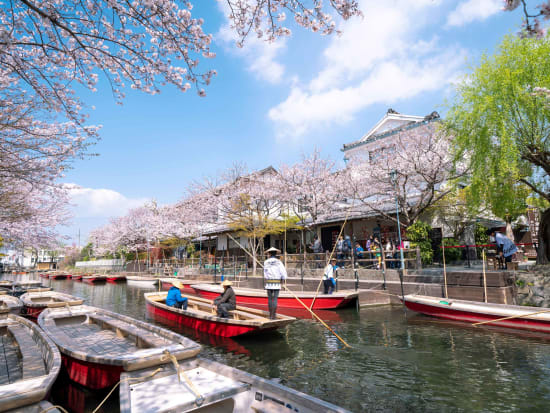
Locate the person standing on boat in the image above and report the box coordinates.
[264,247,287,320]
[487,228,518,270]
[214,280,236,318]
[166,281,188,310]
[323,258,337,294]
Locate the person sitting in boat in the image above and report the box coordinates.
[264,247,287,320]
[487,228,518,270]
[323,258,337,295]
[214,280,236,318]
[166,281,188,310]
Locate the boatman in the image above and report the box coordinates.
[166,281,188,310]
[214,280,236,318]
[263,247,287,320]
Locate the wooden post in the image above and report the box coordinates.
[482,249,488,303]
[442,238,448,299]
[415,246,421,270]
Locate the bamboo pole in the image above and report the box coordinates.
[472,308,550,327]
[310,206,353,310]
[482,249,488,303]
[282,284,351,348]
[227,232,351,348]
[442,238,448,299]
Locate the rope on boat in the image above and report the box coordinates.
[163,350,205,406]
[41,405,70,413]
[472,308,550,327]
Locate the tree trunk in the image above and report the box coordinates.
[506,219,514,241]
[252,236,257,277]
[537,208,550,265]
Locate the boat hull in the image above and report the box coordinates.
[193,287,356,310]
[49,274,67,280]
[82,277,106,283]
[404,296,550,333]
[61,353,124,390]
[146,302,265,337]
[160,279,196,294]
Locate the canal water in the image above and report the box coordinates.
[3,273,550,412]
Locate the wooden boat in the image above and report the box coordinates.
[145,292,295,337]
[38,305,202,389]
[106,274,127,283]
[0,293,23,314]
[0,280,13,289]
[48,272,67,280]
[13,280,46,289]
[126,276,159,287]
[82,274,107,283]
[72,274,83,280]
[0,310,61,411]
[20,291,84,320]
[119,357,350,413]
[160,278,214,294]
[191,284,359,310]
[403,294,550,333]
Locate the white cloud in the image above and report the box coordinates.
[216,5,286,84]
[65,184,148,218]
[446,0,502,27]
[268,0,465,139]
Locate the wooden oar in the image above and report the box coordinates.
[472,308,550,326]
[310,205,353,310]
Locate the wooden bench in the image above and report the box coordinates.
[8,325,46,379]
[89,314,167,348]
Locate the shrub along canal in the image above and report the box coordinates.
[3,273,550,412]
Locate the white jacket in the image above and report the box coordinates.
[263,257,287,289]
[323,264,336,280]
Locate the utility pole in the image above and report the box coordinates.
[78,229,81,250]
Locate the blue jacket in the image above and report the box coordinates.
[166,286,187,306]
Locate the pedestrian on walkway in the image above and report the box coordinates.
[323,258,338,294]
[263,247,287,319]
[487,228,517,270]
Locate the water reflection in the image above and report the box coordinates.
[3,273,550,412]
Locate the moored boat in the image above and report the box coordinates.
[159,278,214,294]
[20,291,84,320]
[38,305,202,389]
[13,280,47,289]
[82,274,107,283]
[145,292,295,337]
[119,357,350,413]
[191,284,358,310]
[0,293,23,314]
[48,273,67,280]
[0,310,61,411]
[72,274,83,280]
[106,274,127,283]
[126,276,159,287]
[403,294,550,333]
[0,280,13,289]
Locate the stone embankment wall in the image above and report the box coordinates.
[515,265,550,307]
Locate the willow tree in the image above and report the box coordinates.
[446,35,550,264]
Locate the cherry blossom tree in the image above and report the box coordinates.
[503,0,550,37]
[1,0,360,250]
[278,149,342,254]
[193,165,285,275]
[345,120,464,232]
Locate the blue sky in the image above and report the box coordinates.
[61,0,527,245]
